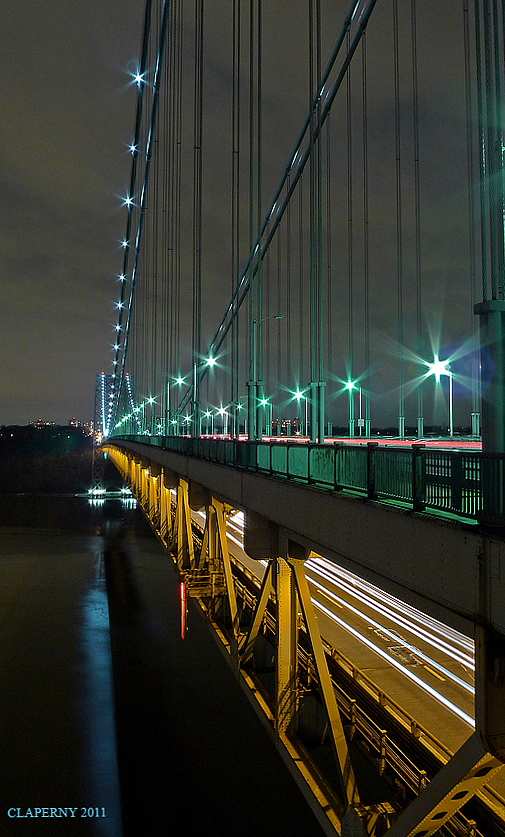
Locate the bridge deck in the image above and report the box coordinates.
[110,438,505,641]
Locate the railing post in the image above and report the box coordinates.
[367,442,378,500]
[412,444,425,512]
[451,451,463,514]
[333,443,341,490]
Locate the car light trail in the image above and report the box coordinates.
[191,505,476,727]
[308,573,474,695]
[313,597,475,728]
[306,558,475,672]
[312,556,473,655]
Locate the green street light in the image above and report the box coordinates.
[345,379,357,438]
[425,356,453,437]
[291,388,308,436]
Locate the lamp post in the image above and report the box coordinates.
[192,356,217,438]
[293,389,308,436]
[260,397,273,435]
[172,376,185,436]
[345,379,357,438]
[425,356,453,437]
[203,409,214,435]
[217,406,229,436]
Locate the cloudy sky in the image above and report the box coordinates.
[1,2,144,424]
[1,2,479,428]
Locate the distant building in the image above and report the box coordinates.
[68,418,93,434]
[29,418,56,427]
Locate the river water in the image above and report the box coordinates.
[0,493,325,836]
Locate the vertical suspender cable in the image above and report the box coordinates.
[326,113,333,433]
[393,0,405,436]
[411,0,423,438]
[256,0,263,436]
[309,0,316,438]
[192,0,204,436]
[316,0,324,440]
[362,31,370,434]
[309,0,324,442]
[299,178,305,402]
[277,232,282,427]
[247,0,256,439]
[347,29,354,416]
[474,0,488,301]
[464,0,481,430]
[483,0,498,299]
[286,173,292,396]
[231,0,241,435]
[492,0,504,297]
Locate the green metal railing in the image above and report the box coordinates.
[111,435,505,525]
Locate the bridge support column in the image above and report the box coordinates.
[140,460,149,507]
[174,478,195,571]
[476,534,505,762]
[309,381,326,443]
[276,551,299,733]
[212,499,240,663]
[476,626,505,761]
[160,468,177,545]
[289,550,361,816]
[475,299,505,453]
[199,499,240,662]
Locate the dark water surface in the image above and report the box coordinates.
[0,495,325,836]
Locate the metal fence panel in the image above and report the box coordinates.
[309,446,335,487]
[374,448,412,501]
[288,445,310,481]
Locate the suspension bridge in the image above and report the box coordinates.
[99,2,505,835]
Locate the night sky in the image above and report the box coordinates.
[1,2,477,428]
[1,3,144,425]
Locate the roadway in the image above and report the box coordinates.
[204,434,482,450]
[190,505,505,813]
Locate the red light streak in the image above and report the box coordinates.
[180,581,186,639]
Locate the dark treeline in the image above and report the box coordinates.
[0,425,93,494]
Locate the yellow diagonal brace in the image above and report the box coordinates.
[198,519,209,570]
[213,499,240,662]
[385,730,503,837]
[291,558,361,809]
[240,561,273,665]
[176,478,195,571]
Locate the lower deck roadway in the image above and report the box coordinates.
[105,509,327,837]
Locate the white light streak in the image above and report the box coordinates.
[313,597,474,728]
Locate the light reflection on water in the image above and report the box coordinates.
[79,549,122,837]
[0,493,132,836]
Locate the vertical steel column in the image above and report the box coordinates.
[276,555,299,733]
[475,300,505,453]
[175,478,195,571]
[140,464,149,507]
[290,557,361,811]
[212,499,240,663]
[476,533,505,761]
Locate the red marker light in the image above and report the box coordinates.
[180,581,186,639]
